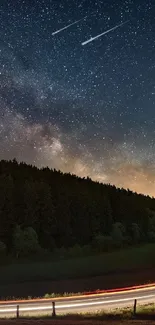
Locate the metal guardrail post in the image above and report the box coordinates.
[16,305,19,318]
[133,299,137,315]
[52,301,56,317]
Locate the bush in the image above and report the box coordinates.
[0,241,6,255]
[93,234,113,252]
[111,222,125,248]
[13,225,41,258]
[68,244,83,257]
[54,246,67,259]
[148,231,155,242]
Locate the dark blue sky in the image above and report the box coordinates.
[0,0,155,196]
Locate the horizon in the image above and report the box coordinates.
[1,157,154,199]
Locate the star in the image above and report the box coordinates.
[0,0,154,196]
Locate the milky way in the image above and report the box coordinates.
[0,0,155,197]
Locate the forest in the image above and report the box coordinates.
[0,158,155,260]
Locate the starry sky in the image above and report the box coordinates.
[0,0,155,196]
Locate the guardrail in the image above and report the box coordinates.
[0,299,140,318]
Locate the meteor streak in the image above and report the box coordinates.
[52,17,87,36]
[82,20,129,45]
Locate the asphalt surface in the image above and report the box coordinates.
[0,287,155,318]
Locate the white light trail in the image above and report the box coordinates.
[82,20,129,45]
[52,17,87,36]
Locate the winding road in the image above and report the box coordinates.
[0,285,155,318]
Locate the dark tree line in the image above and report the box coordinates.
[0,158,155,259]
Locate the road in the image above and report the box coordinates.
[0,286,155,318]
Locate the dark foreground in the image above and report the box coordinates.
[1,312,155,325]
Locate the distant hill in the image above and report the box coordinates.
[0,158,155,257]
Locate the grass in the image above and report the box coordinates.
[0,243,155,285]
[56,303,155,320]
[0,243,155,300]
[0,292,82,302]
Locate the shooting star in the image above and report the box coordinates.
[52,17,87,36]
[82,20,129,45]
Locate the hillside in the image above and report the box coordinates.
[0,158,155,258]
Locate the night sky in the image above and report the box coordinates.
[0,0,155,196]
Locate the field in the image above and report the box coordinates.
[0,243,155,299]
